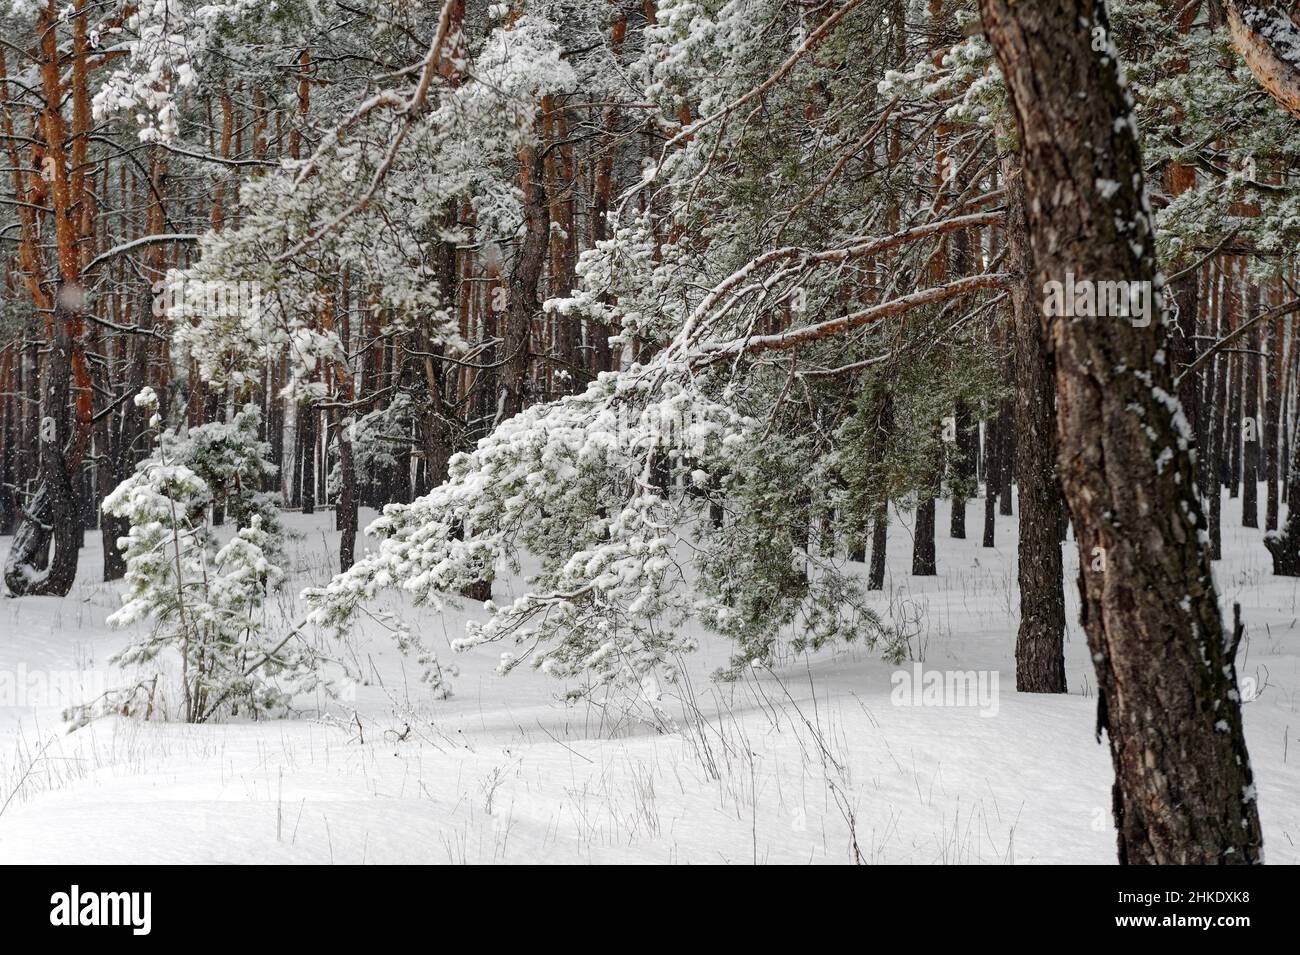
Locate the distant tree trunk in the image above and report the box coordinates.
[1286,321,1299,501]
[1197,267,1218,499]
[389,372,412,504]
[867,394,894,591]
[1264,310,1300,572]
[950,400,976,539]
[289,407,303,509]
[868,509,888,591]
[997,397,1014,516]
[300,402,317,515]
[1004,151,1066,693]
[982,416,999,547]
[336,420,357,570]
[1206,260,1227,559]
[1264,311,1281,531]
[912,495,936,575]
[103,146,165,581]
[499,137,549,421]
[1242,283,1261,527]
[981,0,1263,864]
[0,350,17,537]
[1163,29,1202,464]
[1170,262,1201,431]
[267,348,287,494]
[1227,278,1243,500]
[101,300,149,581]
[912,438,939,576]
[334,277,358,572]
[947,195,977,544]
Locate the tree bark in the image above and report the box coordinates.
[982,415,999,547]
[980,0,1263,864]
[1264,310,1281,531]
[1242,284,1261,527]
[1208,262,1227,559]
[997,396,1014,516]
[950,400,976,539]
[868,509,888,591]
[1265,438,1300,572]
[912,436,939,576]
[299,402,317,515]
[4,5,95,597]
[499,138,549,421]
[1004,153,1067,693]
[867,394,894,591]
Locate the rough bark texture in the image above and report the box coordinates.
[499,141,549,421]
[4,7,94,597]
[980,0,1263,864]
[1169,259,1200,460]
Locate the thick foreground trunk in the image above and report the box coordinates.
[5,306,84,597]
[980,0,1263,863]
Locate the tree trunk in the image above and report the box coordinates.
[337,418,357,571]
[1004,152,1067,693]
[1264,308,1281,531]
[980,0,1263,864]
[499,138,549,421]
[997,397,1014,516]
[950,400,976,539]
[1242,284,1261,527]
[868,509,887,591]
[912,437,939,576]
[982,415,999,547]
[1208,263,1227,559]
[300,402,317,515]
[5,7,94,597]
[867,394,894,591]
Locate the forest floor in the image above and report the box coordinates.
[1,492,1297,864]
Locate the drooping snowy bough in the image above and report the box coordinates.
[303,363,906,692]
[1225,1,1300,122]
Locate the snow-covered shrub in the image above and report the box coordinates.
[79,390,312,725]
[305,370,900,695]
[158,402,286,564]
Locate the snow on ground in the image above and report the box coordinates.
[0,491,1297,864]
